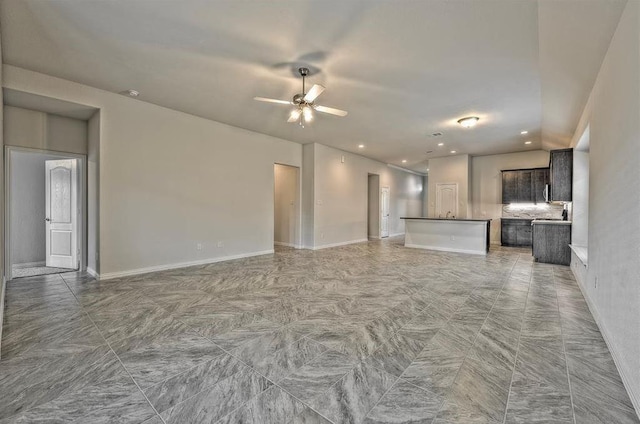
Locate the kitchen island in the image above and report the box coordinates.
[401,217,492,255]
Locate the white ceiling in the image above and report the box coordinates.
[0,0,626,172]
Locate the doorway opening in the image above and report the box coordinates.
[367,175,389,239]
[274,164,301,249]
[367,174,380,239]
[6,148,86,280]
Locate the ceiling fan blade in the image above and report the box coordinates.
[287,109,302,123]
[303,84,325,103]
[254,97,292,105]
[314,105,348,117]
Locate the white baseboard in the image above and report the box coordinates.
[570,256,640,416]
[312,238,368,250]
[13,261,45,269]
[86,267,99,279]
[274,241,300,248]
[404,243,487,256]
[99,249,275,281]
[389,232,405,237]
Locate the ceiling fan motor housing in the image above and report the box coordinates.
[292,93,306,105]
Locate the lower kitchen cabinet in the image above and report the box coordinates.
[532,222,571,265]
[501,219,533,246]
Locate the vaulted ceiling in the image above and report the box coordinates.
[0,0,626,172]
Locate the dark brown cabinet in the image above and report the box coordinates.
[502,168,549,204]
[532,223,571,265]
[501,171,518,203]
[549,149,573,202]
[533,168,550,203]
[501,219,533,246]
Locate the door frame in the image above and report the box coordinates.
[4,146,87,280]
[380,186,390,238]
[435,182,458,218]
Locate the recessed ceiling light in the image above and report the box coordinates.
[402,159,407,163]
[457,116,479,128]
[437,142,444,146]
[426,168,429,172]
[125,89,140,97]
[524,141,532,145]
[358,144,365,149]
[521,130,528,135]
[450,150,457,154]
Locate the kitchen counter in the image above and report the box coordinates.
[401,217,491,222]
[401,217,490,255]
[532,220,572,225]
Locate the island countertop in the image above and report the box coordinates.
[401,217,492,223]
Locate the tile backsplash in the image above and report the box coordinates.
[502,203,565,219]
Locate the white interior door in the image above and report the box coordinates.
[45,159,78,269]
[380,187,390,238]
[435,183,458,218]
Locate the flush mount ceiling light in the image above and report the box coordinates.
[457,116,479,128]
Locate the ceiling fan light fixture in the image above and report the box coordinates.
[302,105,313,122]
[457,116,479,128]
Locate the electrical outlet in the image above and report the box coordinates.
[196,243,203,251]
[217,241,224,248]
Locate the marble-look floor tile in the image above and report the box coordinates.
[144,353,244,413]
[1,369,155,424]
[0,347,122,419]
[208,318,282,351]
[3,240,638,424]
[216,385,307,424]
[309,362,396,424]
[504,382,573,424]
[160,366,272,424]
[111,329,225,389]
[365,332,427,377]
[245,336,328,382]
[364,380,443,424]
[278,350,358,403]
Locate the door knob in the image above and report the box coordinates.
[45,218,50,222]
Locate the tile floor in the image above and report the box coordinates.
[0,238,638,423]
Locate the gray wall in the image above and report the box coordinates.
[10,151,62,265]
[570,0,640,411]
[305,143,424,248]
[87,111,100,274]
[4,105,88,154]
[4,65,302,277]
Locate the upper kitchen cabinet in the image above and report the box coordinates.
[502,170,518,203]
[549,148,573,201]
[533,168,550,203]
[502,168,549,204]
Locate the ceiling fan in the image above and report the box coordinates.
[254,67,348,127]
